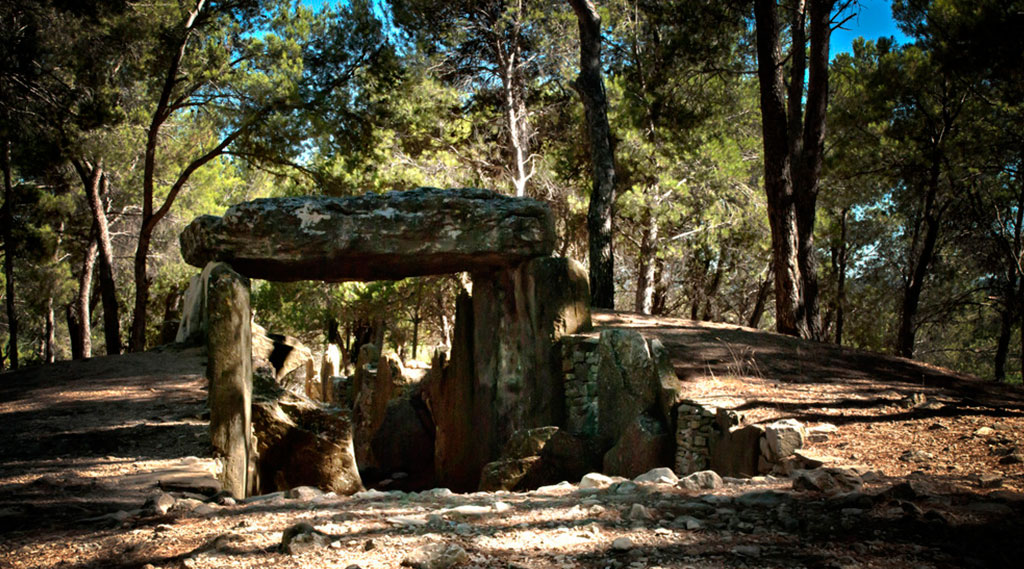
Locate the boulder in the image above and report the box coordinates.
[603,412,672,479]
[252,322,314,395]
[477,426,559,491]
[353,351,407,469]
[251,377,363,496]
[502,426,560,460]
[596,329,660,447]
[765,419,805,461]
[206,263,253,499]
[369,384,436,490]
[180,188,555,281]
[793,468,863,495]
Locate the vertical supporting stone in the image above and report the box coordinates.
[206,263,253,499]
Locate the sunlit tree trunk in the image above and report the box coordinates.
[2,138,17,369]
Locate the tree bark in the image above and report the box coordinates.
[896,158,942,358]
[2,138,17,369]
[67,305,84,360]
[748,269,773,329]
[75,232,98,359]
[634,207,657,314]
[755,0,835,340]
[569,0,617,309]
[755,0,804,337]
[833,208,849,346]
[75,160,122,355]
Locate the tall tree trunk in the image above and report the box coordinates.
[2,138,17,370]
[43,297,55,363]
[896,164,942,358]
[634,207,657,314]
[755,0,804,337]
[569,0,617,309]
[755,0,834,340]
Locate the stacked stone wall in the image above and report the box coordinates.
[561,337,600,438]
[674,401,717,474]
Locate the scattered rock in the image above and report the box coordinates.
[286,486,324,501]
[611,537,634,552]
[673,515,704,530]
[732,544,762,557]
[678,470,723,491]
[280,522,331,555]
[805,423,838,443]
[977,474,1004,489]
[974,427,995,437]
[765,419,805,461]
[401,543,469,569]
[793,468,863,495]
[999,453,1023,465]
[899,449,934,463]
[579,472,614,489]
[145,491,176,516]
[634,467,679,485]
[628,503,655,521]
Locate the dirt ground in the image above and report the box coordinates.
[1,313,1023,569]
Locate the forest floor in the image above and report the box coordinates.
[1,313,1023,569]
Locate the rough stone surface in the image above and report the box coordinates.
[252,377,363,496]
[354,351,407,469]
[369,384,436,490]
[252,322,313,395]
[634,467,678,485]
[596,329,659,447]
[649,338,684,425]
[579,472,614,489]
[502,427,560,460]
[479,457,543,492]
[424,258,591,492]
[765,419,805,461]
[206,263,253,499]
[679,470,724,491]
[792,468,863,495]
[176,262,217,344]
[280,522,331,555]
[181,188,555,281]
[602,412,672,478]
[401,543,469,569]
[709,424,765,478]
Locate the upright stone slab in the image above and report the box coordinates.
[423,257,591,491]
[206,263,253,499]
[175,261,218,344]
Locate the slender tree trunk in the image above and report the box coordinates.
[2,138,17,369]
[748,270,773,329]
[67,305,84,360]
[634,207,657,314]
[896,167,942,358]
[75,161,123,355]
[701,252,725,322]
[569,0,617,309]
[43,297,55,363]
[995,307,1012,381]
[834,208,849,345]
[76,233,98,358]
[651,258,667,315]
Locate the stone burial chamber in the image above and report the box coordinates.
[181,188,593,498]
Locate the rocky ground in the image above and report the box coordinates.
[2,315,1024,569]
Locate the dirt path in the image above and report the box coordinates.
[1,316,1023,569]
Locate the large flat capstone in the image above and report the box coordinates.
[180,188,555,281]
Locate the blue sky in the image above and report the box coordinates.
[831,0,910,57]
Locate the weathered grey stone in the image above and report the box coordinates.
[579,472,614,489]
[479,457,543,492]
[252,322,314,395]
[649,338,684,426]
[765,419,805,461]
[793,468,863,495]
[401,543,469,569]
[634,467,679,485]
[596,329,659,447]
[680,470,723,491]
[176,262,217,344]
[502,426,560,460]
[181,188,555,281]
[369,384,436,490]
[252,380,363,496]
[353,351,406,469]
[206,263,253,499]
